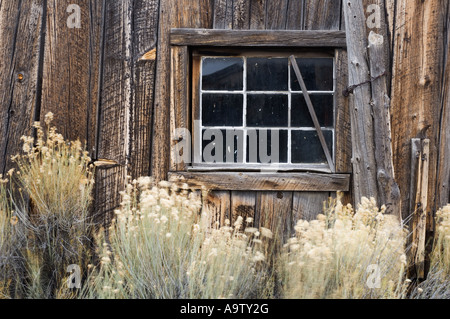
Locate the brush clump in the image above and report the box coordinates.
[84,179,269,299]
[279,196,408,299]
[411,204,450,299]
[0,113,96,298]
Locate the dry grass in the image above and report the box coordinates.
[279,196,408,299]
[1,113,450,299]
[83,179,270,299]
[0,113,96,298]
[410,205,450,299]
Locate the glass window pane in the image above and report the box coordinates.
[247,94,288,127]
[291,58,333,91]
[247,58,288,91]
[202,94,243,126]
[202,129,244,163]
[246,129,288,164]
[291,130,333,164]
[202,58,244,91]
[291,94,334,128]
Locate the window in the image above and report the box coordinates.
[192,49,335,171]
[168,28,350,190]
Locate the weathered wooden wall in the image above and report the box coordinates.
[0,0,449,242]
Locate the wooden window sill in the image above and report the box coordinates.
[168,171,350,192]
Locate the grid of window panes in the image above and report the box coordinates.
[199,55,335,167]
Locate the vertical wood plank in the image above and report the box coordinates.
[233,0,251,30]
[40,0,103,154]
[343,0,379,204]
[410,139,430,280]
[129,0,159,179]
[265,0,288,30]
[95,0,133,224]
[368,30,401,217]
[231,191,256,226]
[286,0,305,30]
[409,139,422,220]
[249,0,266,30]
[213,0,232,29]
[255,191,293,244]
[202,190,231,228]
[390,0,447,220]
[151,0,173,181]
[170,45,189,171]
[436,9,450,209]
[152,0,213,181]
[362,0,393,90]
[93,164,126,229]
[97,0,132,164]
[335,49,352,175]
[292,192,330,227]
[304,0,341,30]
[0,0,46,174]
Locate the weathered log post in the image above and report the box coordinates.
[367,31,401,216]
[343,0,400,217]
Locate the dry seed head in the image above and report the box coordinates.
[260,227,273,239]
[44,112,54,125]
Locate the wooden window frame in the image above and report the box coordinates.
[192,49,336,172]
[168,28,351,191]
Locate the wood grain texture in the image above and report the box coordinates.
[213,0,232,29]
[409,139,422,223]
[368,31,400,217]
[170,28,347,47]
[231,191,256,226]
[40,0,103,155]
[335,49,352,175]
[343,0,379,204]
[152,0,213,181]
[249,0,266,29]
[292,192,330,225]
[362,0,393,93]
[233,0,251,30]
[151,0,172,181]
[286,0,305,30]
[255,191,293,243]
[265,0,288,30]
[390,0,447,220]
[97,0,132,164]
[129,0,159,179]
[95,0,133,225]
[0,0,46,174]
[93,165,127,229]
[202,190,231,228]
[409,139,430,280]
[168,172,351,191]
[436,8,450,209]
[304,0,341,30]
[170,46,189,171]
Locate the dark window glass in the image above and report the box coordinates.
[202,94,243,126]
[291,94,334,128]
[202,58,244,91]
[291,58,333,91]
[202,129,244,163]
[291,130,333,164]
[246,129,288,163]
[247,94,288,127]
[247,58,288,91]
